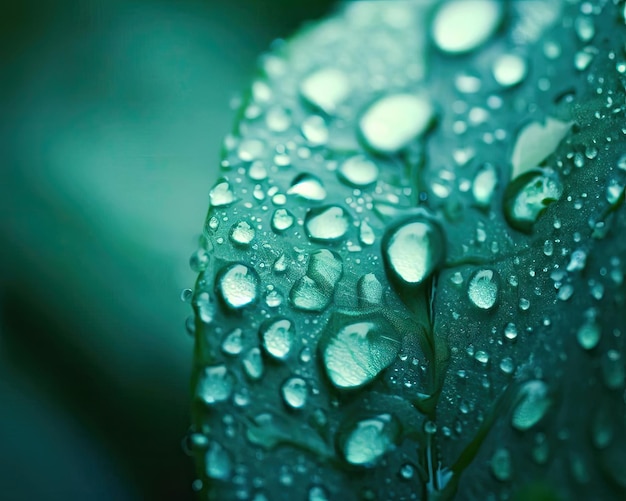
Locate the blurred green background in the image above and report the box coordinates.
[0,0,334,498]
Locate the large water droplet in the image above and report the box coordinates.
[307,249,343,289]
[321,313,401,389]
[504,170,563,233]
[432,0,502,54]
[260,318,295,360]
[359,94,434,154]
[338,155,379,187]
[577,312,601,350]
[196,365,234,405]
[304,205,350,242]
[382,218,445,288]
[281,377,308,409]
[229,220,255,246]
[271,208,295,232]
[511,380,552,431]
[209,178,236,207]
[216,263,260,309]
[301,115,329,146]
[468,269,499,310]
[510,118,571,179]
[357,273,383,307]
[340,414,399,466]
[300,67,350,115]
[290,276,330,312]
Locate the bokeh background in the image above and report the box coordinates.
[0,0,334,498]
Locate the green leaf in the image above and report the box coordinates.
[189,1,626,499]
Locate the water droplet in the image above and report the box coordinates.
[290,249,343,312]
[511,380,552,431]
[216,263,259,309]
[382,218,445,289]
[196,365,234,405]
[222,328,243,355]
[577,313,601,350]
[300,67,350,115]
[260,318,295,360]
[504,170,563,233]
[359,94,434,154]
[271,208,295,232]
[359,221,376,246]
[357,273,383,307]
[432,0,502,54]
[338,155,379,187]
[304,205,350,242]
[321,313,401,389]
[281,377,308,409]
[591,404,613,449]
[308,486,330,501]
[242,347,264,380]
[510,118,571,180]
[288,173,327,201]
[400,463,415,480]
[492,53,527,87]
[472,163,498,207]
[195,291,216,324]
[301,115,329,146]
[205,441,232,480]
[209,178,236,207]
[340,414,399,466]
[499,357,515,374]
[238,138,265,162]
[574,15,595,42]
[557,283,573,301]
[490,447,512,481]
[606,178,625,205]
[504,323,518,340]
[468,269,499,310]
[230,220,255,246]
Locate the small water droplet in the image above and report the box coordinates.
[301,115,329,146]
[222,328,243,355]
[472,163,498,207]
[242,347,264,380]
[359,220,376,246]
[205,441,232,480]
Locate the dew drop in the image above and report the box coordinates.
[321,313,401,389]
[222,328,243,356]
[205,441,232,480]
[472,163,498,207]
[301,115,329,146]
[468,269,499,310]
[230,220,255,246]
[288,173,327,201]
[242,347,264,380]
[504,170,563,233]
[490,447,512,481]
[432,0,502,55]
[304,205,350,242]
[492,53,527,87]
[216,263,259,310]
[196,365,234,405]
[357,273,383,307]
[260,318,295,360]
[338,155,379,187]
[359,94,434,154]
[281,377,308,409]
[300,67,350,115]
[209,178,236,207]
[511,380,552,431]
[359,221,376,246]
[340,414,399,466]
[271,208,295,232]
[382,218,445,288]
